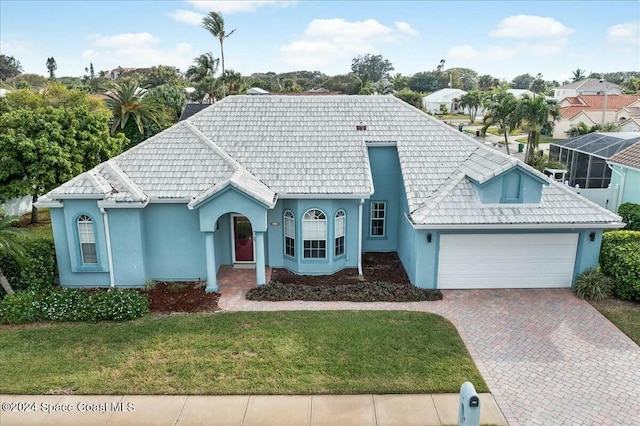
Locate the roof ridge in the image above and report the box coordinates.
[410,172,467,218]
[181,120,244,173]
[102,160,147,201]
[85,170,111,194]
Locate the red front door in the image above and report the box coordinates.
[233,216,254,262]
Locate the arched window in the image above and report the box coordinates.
[284,210,295,257]
[303,209,326,259]
[77,215,97,264]
[334,210,345,257]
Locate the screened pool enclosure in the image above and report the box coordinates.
[549,132,640,189]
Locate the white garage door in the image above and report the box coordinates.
[437,233,579,289]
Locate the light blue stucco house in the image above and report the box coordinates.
[608,141,640,210]
[36,95,624,291]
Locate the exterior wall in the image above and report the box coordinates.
[54,200,110,287]
[610,164,640,209]
[269,199,360,275]
[142,203,207,282]
[108,209,146,286]
[475,169,543,204]
[363,146,402,252]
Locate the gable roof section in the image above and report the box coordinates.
[608,141,640,169]
[422,88,467,103]
[561,95,640,118]
[557,79,620,91]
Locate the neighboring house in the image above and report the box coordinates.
[608,142,640,211]
[553,95,640,138]
[422,88,467,114]
[109,67,137,79]
[36,95,623,291]
[553,79,622,100]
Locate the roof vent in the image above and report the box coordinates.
[356,122,367,131]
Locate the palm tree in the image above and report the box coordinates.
[185,52,219,82]
[105,81,158,135]
[482,87,519,155]
[222,70,247,95]
[0,211,25,295]
[459,90,484,124]
[513,95,560,165]
[572,68,586,82]
[202,11,236,96]
[566,121,590,137]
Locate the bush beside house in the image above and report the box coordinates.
[618,203,640,231]
[599,231,640,302]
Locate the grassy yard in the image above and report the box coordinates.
[591,299,640,345]
[0,311,486,395]
[514,136,563,144]
[16,208,53,241]
[485,127,524,136]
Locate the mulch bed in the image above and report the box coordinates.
[138,282,220,314]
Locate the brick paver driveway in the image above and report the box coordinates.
[220,278,640,425]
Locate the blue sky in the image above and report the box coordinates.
[1,0,638,84]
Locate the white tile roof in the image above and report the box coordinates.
[43,95,621,226]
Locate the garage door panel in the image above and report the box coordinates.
[437,233,578,289]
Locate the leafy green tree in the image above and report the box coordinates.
[0,211,25,295]
[482,87,519,155]
[529,73,547,94]
[572,68,586,82]
[350,54,394,82]
[0,55,23,81]
[395,88,423,110]
[459,90,484,124]
[510,73,535,90]
[105,81,158,136]
[126,66,184,89]
[0,106,126,223]
[513,95,560,165]
[202,11,236,96]
[408,71,439,93]
[566,121,621,137]
[186,52,219,83]
[478,74,501,91]
[391,73,409,91]
[448,67,478,91]
[46,57,57,79]
[221,70,246,95]
[5,73,47,90]
[622,77,640,94]
[322,73,362,95]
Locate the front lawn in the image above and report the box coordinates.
[0,311,486,395]
[591,299,640,345]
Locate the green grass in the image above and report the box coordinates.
[514,136,563,144]
[591,299,640,345]
[16,208,53,241]
[484,127,524,136]
[0,311,487,395]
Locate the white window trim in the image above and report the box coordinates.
[303,209,327,259]
[370,202,386,237]
[284,210,295,258]
[77,214,98,265]
[335,210,345,256]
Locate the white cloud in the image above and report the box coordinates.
[185,0,296,14]
[447,44,518,62]
[171,9,205,25]
[607,21,639,45]
[447,45,481,59]
[279,18,414,69]
[0,39,29,54]
[394,21,419,37]
[90,32,159,47]
[489,15,574,39]
[82,50,100,59]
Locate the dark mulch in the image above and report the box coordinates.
[247,252,442,302]
[138,282,220,314]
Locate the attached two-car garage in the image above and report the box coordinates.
[437,233,579,289]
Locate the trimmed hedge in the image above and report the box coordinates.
[618,203,640,231]
[246,281,443,302]
[0,236,57,296]
[600,231,640,302]
[0,288,150,324]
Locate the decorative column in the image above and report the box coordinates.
[254,231,266,286]
[205,232,218,292]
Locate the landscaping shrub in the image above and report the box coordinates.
[600,231,640,302]
[0,236,56,296]
[618,203,640,231]
[0,288,149,324]
[573,269,613,301]
[246,281,443,302]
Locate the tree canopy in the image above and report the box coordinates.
[0,55,23,81]
[351,54,394,83]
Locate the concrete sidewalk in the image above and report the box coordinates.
[1,393,507,426]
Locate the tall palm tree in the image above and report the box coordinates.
[459,90,484,124]
[482,87,519,155]
[572,68,586,82]
[514,95,560,165]
[105,81,158,135]
[0,211,25,295]
[185,52,219,82]
[222,69,247,95]
[202,11,236,96]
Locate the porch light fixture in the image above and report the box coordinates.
[589,232,596,242]
[427,233,432,243]
[270,222,280,226]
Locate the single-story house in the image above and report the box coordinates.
[553,95,640,138]
[608,142,640,211]
[422,89,467,114]
[37,95,624,291]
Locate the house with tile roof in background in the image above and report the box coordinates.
[36,95,624,292]
[552,94,640,138]
[553,78,622,100]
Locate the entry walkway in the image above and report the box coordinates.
[218,272,640,426]
[0,393,505,425]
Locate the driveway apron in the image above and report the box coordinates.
[220,285,640,425]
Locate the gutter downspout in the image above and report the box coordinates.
[358,199,364,277]
[100,207,115,288]
[607,162,625,213]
